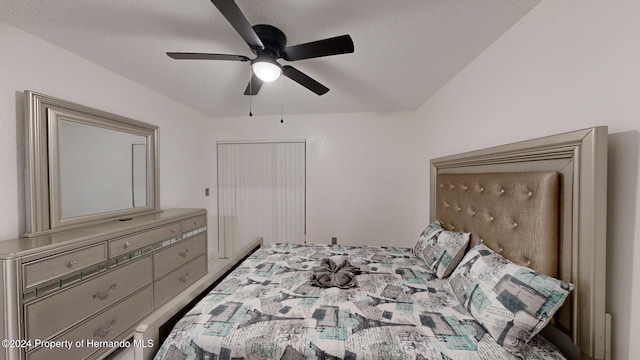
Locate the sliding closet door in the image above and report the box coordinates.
[218,141,305,255]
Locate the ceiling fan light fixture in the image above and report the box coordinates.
[252,57,282,82]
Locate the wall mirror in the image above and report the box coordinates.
[24,91,159,236]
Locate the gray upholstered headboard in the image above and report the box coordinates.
[435,172,559,278]
[430,127,609,360]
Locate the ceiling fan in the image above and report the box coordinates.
[167,0,355,96]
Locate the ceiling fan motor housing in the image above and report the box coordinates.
[252,24,287,58]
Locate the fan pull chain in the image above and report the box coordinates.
[280,75,284,124]
[248,66,253,117]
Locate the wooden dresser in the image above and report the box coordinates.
[0,208,208,360]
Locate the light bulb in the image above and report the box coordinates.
[252,60,282,82]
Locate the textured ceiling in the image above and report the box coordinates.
[0,0,540,117]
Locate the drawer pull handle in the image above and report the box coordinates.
[179,272,190,283]
[93,284,117,299]
[67,259,78,268]
[124,241,131,249]
[194,221,198,226]
[179,249,190,258]
[94,319,116,338]
[171,228,176,233]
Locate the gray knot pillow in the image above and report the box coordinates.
[310,258,361,289]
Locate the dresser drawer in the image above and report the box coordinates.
[25,256,152,341]
[154,233,206,279]
[23,243,107,289]
[26,286,152,360]
[110,222,181,258]
[182,215,206,232]
[154,255,207,306]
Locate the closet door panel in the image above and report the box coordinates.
[218,142,305,255]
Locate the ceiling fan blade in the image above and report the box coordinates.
[243,74,264,95]
[211,0,264,50]
[167,52,250,61]
[282,35,354,61]
[282,65,329,96]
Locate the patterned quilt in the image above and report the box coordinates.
[154,243,566,360]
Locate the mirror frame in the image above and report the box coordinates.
[24,91,160,236]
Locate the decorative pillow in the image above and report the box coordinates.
[418,220,443,242]
[448,243,574,355]
[414,221,470,278]
[413,221,441,262]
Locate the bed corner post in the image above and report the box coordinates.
[429,160,438,223]
[577,126,608,360]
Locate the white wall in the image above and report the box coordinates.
[3,2,638,356]
[0,22,212,242]
[415,0,640,358]
[210,111,421,254]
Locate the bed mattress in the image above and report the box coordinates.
[154,243,565,360]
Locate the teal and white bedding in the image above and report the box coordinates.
[154,243,565,360]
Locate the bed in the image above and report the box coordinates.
[151,127,610,360]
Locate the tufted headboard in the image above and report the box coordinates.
[435,172,559,278]
[430,127,609,360]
